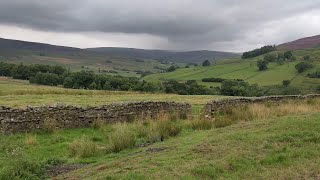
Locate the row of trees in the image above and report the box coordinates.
[242,45,276,59]
[0,62,66,80]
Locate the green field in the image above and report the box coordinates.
[0,78,226,112]
[143,48,320,91]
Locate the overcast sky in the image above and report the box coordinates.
[0,0,319,52]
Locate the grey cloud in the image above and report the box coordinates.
[0,0,320,51]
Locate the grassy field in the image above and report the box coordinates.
[143,48,320,91]
[1,98,320,179]
[0,78,226,112]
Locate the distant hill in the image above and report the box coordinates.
[0,38,174,75]
[277,35,320,51]
[86,47,240,63]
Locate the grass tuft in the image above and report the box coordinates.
[68,137,100,158]
[25,134,38,146]
[108,123,136,153]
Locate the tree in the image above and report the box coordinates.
[242,45,276,59]
[295,62,313,73]
[167,66,176,72]
[304,55,310,61]
[284,51,293,60]
[276,57,285,65]
[202,60,211,67]
[264,53,277,62]
[257,60,269,71]
[282,80,291,87]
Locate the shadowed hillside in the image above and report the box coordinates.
[278,35,320,51]
[86,47,240,63]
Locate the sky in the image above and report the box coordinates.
[0,0,319,52]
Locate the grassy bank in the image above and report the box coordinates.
[1,98,320,179]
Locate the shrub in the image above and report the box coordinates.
[282,80,291,87]
[257,59,269,71]
[295,62,313,73]
[202,60,211,67]
[68,137,99,158]
[108,123,136,152]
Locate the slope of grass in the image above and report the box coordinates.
[143,48,320,91]
[0,78,225,109]
[1,98,320,179]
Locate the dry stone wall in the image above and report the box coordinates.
[0,101,192,134]
[203,94,320,119]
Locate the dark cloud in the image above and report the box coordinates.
[0,0,319,51]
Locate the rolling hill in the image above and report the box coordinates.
[0,38,240,76]
[143,48,320,92]
[278,35,320,51]
[86,47,240,63]
[0,38,175,76]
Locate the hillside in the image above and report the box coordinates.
[278,35,320,51]
[143,48,320,92]
[0,38,173,76]
[87,47,240,63]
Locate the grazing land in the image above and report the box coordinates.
[143,48,320,92]
[0,78,225,112]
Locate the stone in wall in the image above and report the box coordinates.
[203,94,320,120]
[0,101,192,134]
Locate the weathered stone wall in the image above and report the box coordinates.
[203,94,320,119]
[0,101,192,134]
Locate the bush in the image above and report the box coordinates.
[282,80,291,87]
[220,80,261,97]
[257,59,269,71]
[68,137,99,158]
[295,62,313,73]
[108,123,136,152]
[202,60,211,67]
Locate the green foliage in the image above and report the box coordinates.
[163,80,216,95]
[29,72,62,86]
[282,80,291,87]
[220,80,262,96]
[304,55,311,61]
[167,66,177,72]
[0,62,67,80]
[242,45,276,59]
[295,62,313,73]
[264,53,277,62]
[202,60,211,67]
[307,71,320,78]
[257,59,269,71]
[284,51,293,60]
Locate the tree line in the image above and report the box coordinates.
[242,45,276,59]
